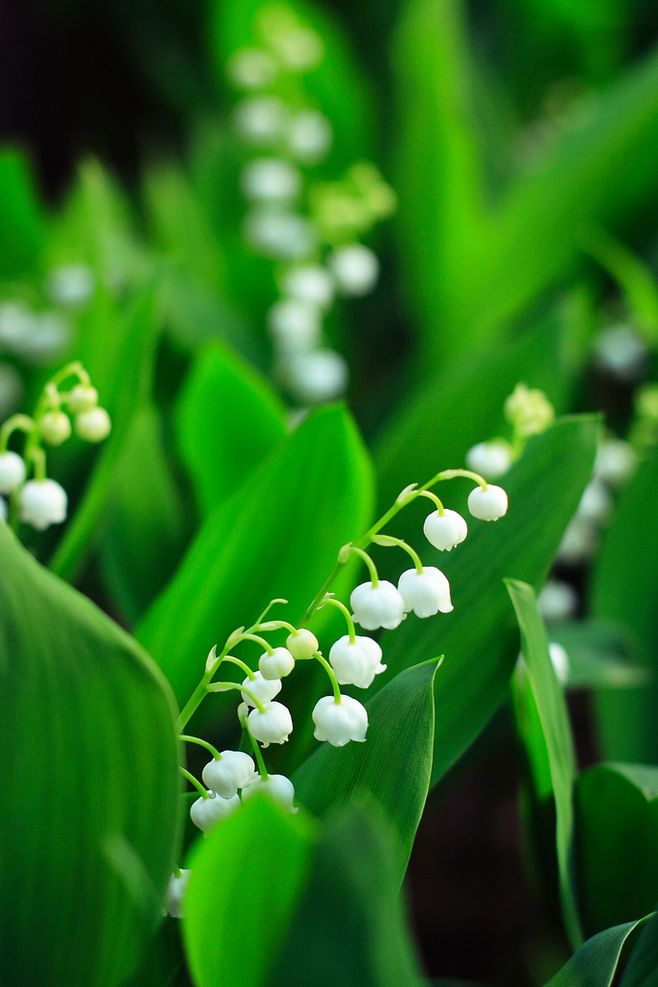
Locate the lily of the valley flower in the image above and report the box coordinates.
[248,701,294,746]
[259,647,295,680]
[165,870,190,920]
[242,773,298,813]
[0,451,26,493]
[350,580,406,630]
[312,695,368,746]
[328,244,379,297]
[467,484,508,521]
[241,671,282,706]
[190,791,240,832]
[397,566,453,618]
[328,634,386,688]
[286,628,319,659]
[423,508,468,551]
[74,407,112,443]
[466,441,512,480]
[19,479,67,530]
[201,751,257,798]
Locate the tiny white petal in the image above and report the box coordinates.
[165,869,190,919]
[549,642,570,686]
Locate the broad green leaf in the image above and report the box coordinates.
[582,228,658,341]
[294,659,438,884]
[183,796,315,987]
[139,406,373,715]
[544,917,649,987]
[0,525,179,986]
[175,342,286,516]
[508,580,581,946]
[591,449,658,762]
[621,911,658,987]
[99,404,187,626]
[392,0,485,353]
[0,147,46,279]
[575,764,658,936]
[50,286,160,581]
[377,416,598,785]
[453,50,658,348]
[549,619,648,690]
[268,804,424,987]
[375,314,572,511]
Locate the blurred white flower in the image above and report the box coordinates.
[242,773,298,813]
[595,438,637,489]
[165,870,190,920]
[19,479,67,530]
[328,244,379,297]
[466,441,512,479]
[227,48,278,90]
[244,208,316,260]
[285,348,348,404]
[287,109,332,164]
[47,264,94,308]
[282,264,334,308]
[268,298,322,352]
[538,580,578,622]
[233,95,287,144]
[594,325,648,382]
[241,158,301,203]
[0,451,26,493]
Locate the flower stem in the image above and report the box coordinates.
[223,655,256,679]
[372,534,424,573]
[318,596,356,642]
[207,681,266,714]
[240,712,269,780]
[179,766,207,798]
[178,735,222,760]
[313,651,342,703]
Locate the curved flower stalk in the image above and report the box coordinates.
[0,361,111,531]
[226,3,396,407]
[168,463,509,917]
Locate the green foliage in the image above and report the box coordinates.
[138,406,373,713]
[544,917,649,987]
[175,342,286,516]
[508,580,581,946]
[294,659,438,884]
[550,620,648,690]
[0,525,179,986]
[0,147,46,280]
[575,764,658,936]
[621,911,658,986]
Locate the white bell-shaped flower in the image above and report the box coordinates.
[190,791,240,832]
[538,580,577,622]
[350,580,406,630]
[267,298,322,352]
[75,407,112,443]
[259,647,295,680]
[467,484,508,521]
[328,634,386,688]
[201,751,257,798]
[242,773,298,813]
[233,95,287,144]
[286,628,319,660]
[577,481,612,525]
[248,701,293,747]
[282,265,334,308]
[243,208,316,261]
[397,567,453,618]
[423,509,468,551]
[557,516,597,565]
[312,695,368,746]
[165,869,190,919]
[241,158,301,203]
[19,479,67,530]
[285,349,348,404]
[594,439,636,489]
[241,671,282,706]
[594,324,647,382]
[0,451,26,493]
[466,441,512,480]
[287,110,332,164]
[40,411,72,446]
[226,47,278,90]
[549,642,570,686]
[47,264,94,307]
[329,244,379,297]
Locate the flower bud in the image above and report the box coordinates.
[19,479,67,530]
[549,642,570,686]
[242,773,298,813]
[312,695,368,746]
[285,349,349,404]
[287,110,332,164]
[190,791,240,832]
[467,484,508,521]
[328,244,379,297]
[466,441,512,480]
[267,298,322,352]
[241,671,282,706]
[201,751,257,798]
[328,634,386,688]
[423,509,467,551]
[286,628,319,660]
[594,439,636,489]
[259,647,295,680]
[248,701,293,747]
[282,265,334,308]
[350,580,406,631]
[40,410,72,446]
[538,580,577,622]
[397,567,453,618]
[0,451,26,493]
[241,158,301,203]
[75,407,111,443]
[67,383,98,413]
[165,869,190,919]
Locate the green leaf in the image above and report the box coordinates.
[183,796,315,987]
[549,620,648,690]
[575,764,658,936]
[267,804,424,987]
[378,416,598,785]
[138,406,374,714]
[621,911,658,987]
[543,917,649,987]
[0,525,179,985]
[0,147,46,279]
[294,659,438,884]
[591,449,658,762]
[99,403,187,626]
[508,580,581,946]
[50,286,160,581]
[175,342,286,516]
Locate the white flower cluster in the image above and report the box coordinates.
[227,4,395,406]
[0,363,111,530]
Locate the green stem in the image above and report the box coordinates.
[179,735,222,760]
[418,490,445,514]
[223,655,256,679]
[347,545,379,586]
[254,597,288,625]
[313,651,342,704]
[240,713,269,780]
[0,415,34,452]
[207,681,266,714]
[372,534,424,573]
[434,467,487,490]
[239,632,274,654]
[49,360,89,389]
[318,596,356,642]
[179,766,207,799]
